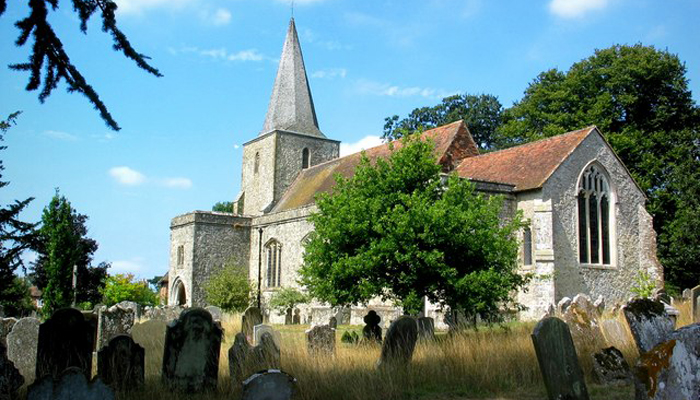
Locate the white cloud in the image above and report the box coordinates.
[549,0,611,18]
[109,166,146,186]
[111,258,145,274]
[355,79,455,100]
[171,46,266,62]
[228,49,264,62]
[199,7,232,26]
[44,130,78,141]
[114,0,195,15]
[161,177,193,189]
[312,68,347,79]
[340,135,383,157]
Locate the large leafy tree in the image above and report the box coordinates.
[204,261,251,312]
[101,273,157,306]
[300,136,527,317]
[496,44,700,291]
[383,94,503,150]
[1,0,162,130]
[31,190,108,315]
[0,112,37,316]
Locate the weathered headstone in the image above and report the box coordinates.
[623,298,674,354]
[378,316,418,368]
[115,301,141,319]
[241,370,297,400]
[204,306,222,322]
[0,318,17,347]
[27,367,114,400]
[142,305,184,322]
[681,288,690,300]
[531,317,589,400]
[131,319,167,376]
[362,310,382,343]
[591,347,631,385]
[229,332,252,383]
[253,324,281,348]
[634,322,700,400]
[162,307,222,392]
[417,317,435,341]
[96,304,135,350]
[336,307,351,325]
[6,317,40,385]
[0,342,24,400]
[228,331,281,384]
[328,316,338,329]
[253,332,281,370]
[600,318,632,351]
[306,325,335,356]
[562,294,605,349]
[292,309,301,325]
[691,285,700,323]
[284,308,293,325]
[97,335,144,391]
[593,295,605,315]
[242,306,263,341]
[557,297,572,315]
[36,308,96,380]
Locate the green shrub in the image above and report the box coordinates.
[268,287,309,315]
[204,263,251,312]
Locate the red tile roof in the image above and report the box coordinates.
[455,127,596,191]
[272,121,478,212]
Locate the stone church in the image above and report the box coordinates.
[167,18,662,323]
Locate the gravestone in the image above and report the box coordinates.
[622,298,674,354]
[336,307,351,325]
[307,325,335,356]
[0,318,17,346]
[242,307,263,341]
[97,335,144,391]
[292,309,301,325]
[241,370,297,400]
[634,322,700,400]
[531,317,589,400]
[115,301,141,319]
[600,318,632,351]
[229,332,253,383]
[681,288,690,300]
[27,367,114,400]
[378,316,418,369]
[591,347,631,385]
[562,294,605,349]
[284,308,293,325]
[362,310,382,343]
[691,285,700,323]
[557,297,572,315]
[253,332,281,369]
[162,308,222,392]
[143,305,184,322]
[36,308,96,380]
[228,332,280,384]
[96,304,135,350]
[6,317,40,385]
[204,306,222,322]
[131,319,167,376]
[328,316,338,329]
[417,317,435,341]
[253,324,281,348]
[0,342,24,400]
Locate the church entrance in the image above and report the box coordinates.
[172,280,187,306]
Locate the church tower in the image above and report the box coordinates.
[236,18,340,216]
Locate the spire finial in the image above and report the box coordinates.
[291,0,294,18]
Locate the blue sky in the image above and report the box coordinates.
[1,0,699,280]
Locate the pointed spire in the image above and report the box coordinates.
[261,18,324,137]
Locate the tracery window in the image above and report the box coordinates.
[266,239,282,287]
[578,164,612,265]
[302,148,310,169]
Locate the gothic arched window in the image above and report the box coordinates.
[578,164,612,265]
[265,239,282,287]
[302,148,310,169]
[523,227,533,266]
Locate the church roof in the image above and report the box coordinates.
[272,120,478,212]
[454,126,596,191]
[261,18,324,138]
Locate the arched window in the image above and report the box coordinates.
[171,279,187,306]
[265,239,282,287]
[578,164,612,265]
[523,227,533,266]
[254,152,260,174]
[302,148,310,169]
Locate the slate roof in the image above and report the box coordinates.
[454,126,596,191]
[272,120,478,212]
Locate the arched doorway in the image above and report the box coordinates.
[172,279,187,306]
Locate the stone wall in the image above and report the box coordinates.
[240,133,277,216]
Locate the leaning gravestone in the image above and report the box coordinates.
[591,347,631,385]
[228,332,281,384]
[0,342,24,400]
[96,304,135,350]
[253,324,282,349]
[241,370,297,400]
[562,294,605,350]
[6,317,40,385]
[162,308,222,392]
[242,307,263,342]
[97,335,144,391]
[600,318,633,351]
[417,317,435,341]
[362,310,382,343]
[623,298,674,354]
[531,317,589,400]
[27,367,114,400]
[691,285,700,323]
[204,306,222,322]
[378,316,418,369]
[36,308,95,380]
[306,325,335,356]
[131,319,167,376]
[634,322,700,400]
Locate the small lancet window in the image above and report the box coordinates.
[265,240,282,287]
[302,148,310,169]
[577,164,612,265]
[523,227,533,266]
[254,152,260,174]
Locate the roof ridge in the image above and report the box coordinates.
[468,126,596,159]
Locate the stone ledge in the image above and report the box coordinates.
[171,211,252,228]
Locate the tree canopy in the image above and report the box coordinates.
[101,273,157,306]
[300,136,527,317]
[204,261,251,312]
[1,0,162,130]
[212,201,234,213]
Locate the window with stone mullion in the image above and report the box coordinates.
[578,165,612,266]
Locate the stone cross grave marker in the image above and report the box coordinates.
[306,325,335,356]
[27,367,114,400]
[531,317,589,400]
[131,319,167,376]
[228,332,281,384]
[417,317,435,341]
[97,335,144,391]
[162,308,222,392]
[634,322,700,400]
[362,310,382,343]
[36,308,96,380]
[623,298,674,354]
[0,342,24,400]
[691,285,700,323]
[96,304,135,351]
[378,316,418,369]
[253,324,282,348]
[241,370,297,400]
[242,306,263,342]
[6,317,40,385]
